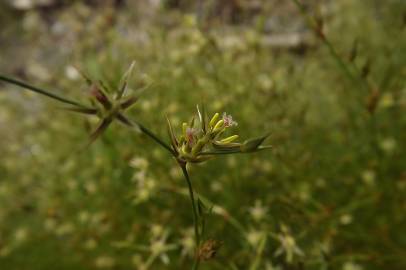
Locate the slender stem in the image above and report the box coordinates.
[0,74,90,109]
[137,121,175,155]
[0,74,175,156]
[180,163,201,270]
[291,0,369,92]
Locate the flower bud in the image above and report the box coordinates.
[213,119,224,132]
[209,113,219,128]
[220,135,239,143]
[182,122,188,136]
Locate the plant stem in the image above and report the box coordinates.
[180,163,201,270]
[0,74,90,109]
[129,119,175,156]
[0,74,175,156]
[290,0,370,92]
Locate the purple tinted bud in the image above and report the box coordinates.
[186,127,197,146]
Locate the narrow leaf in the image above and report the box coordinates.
[88,117,113,145]
[62,106,98,115]
[166,115,178,151]
[117,61,136,99]
[0,74,89,109]
[240,133,271,152]
[116,113,141,132]
[120,95,139,110]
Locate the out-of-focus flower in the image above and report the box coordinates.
[361,170,376,186]
[257,74,274,91]
[379,137,397,154]
[249,200,268,222]
[14,227,28,243]
[179,228,194,257]
[198,239,222,261]
[343,261,363,270]
[340,214,353,225]
[83,238,97,250]
[129,157,149,170]
[378,92,395,108]
[274,226,304,264]
[210,181,223,192]
[95,255,115,268]
[149,230,177,265]
[246,229,265,247]
[65,65,80,81]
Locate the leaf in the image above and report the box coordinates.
[197,104,207,133]
[120,95,139,110]
[189,115,195,128]
[74,66,93,86]
[240,133,271,153]
[116,113,141,133]
[197,197,206,217]
[117,61,136,99]
[0,74,89,109]
[166,115,178,151]
[88,117,113,145]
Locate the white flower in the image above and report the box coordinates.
[179,228,195,257]
[65,65,80,81]
[246,229,265,247]
[222,112,238,127]
[129,157,149,170]
[249,200,268,222]
[274,228,304,264]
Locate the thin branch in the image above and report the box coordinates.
[180,163,201,270]
[0,74,175,156]
[0,74,91,109]
[290,0,370,92]
[137,121,176,156]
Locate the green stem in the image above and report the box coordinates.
[0,74,175,156]
[180,163,201,270]
[0,74,90,109]
[132,120,175,156]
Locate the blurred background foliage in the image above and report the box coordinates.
[0,0,405,269]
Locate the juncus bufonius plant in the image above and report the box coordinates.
[0,62,271,270]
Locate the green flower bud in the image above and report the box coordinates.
[220,135,239,143]
[182,122,188,136]
[213,119,224,132]
[191,139,205,156]
[209,113,220,128]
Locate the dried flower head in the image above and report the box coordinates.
[197,239,222,261]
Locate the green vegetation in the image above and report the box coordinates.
[0,1,405,269]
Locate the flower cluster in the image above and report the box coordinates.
[66,62,145,144]
[167,106,271,164]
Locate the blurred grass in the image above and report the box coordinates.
[0,1,405,269]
